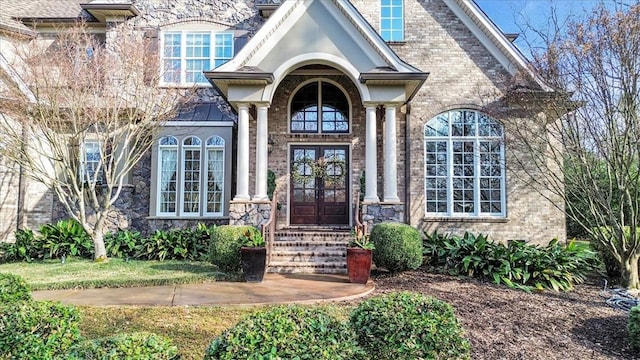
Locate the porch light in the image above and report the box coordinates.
[267,135,275,154]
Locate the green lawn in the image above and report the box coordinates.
[0,258,237,290]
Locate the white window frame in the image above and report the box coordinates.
[80,140,103,183]
[424,110,506,218]
[380,0,404,42]
[157,136,179,216]
[205,136,225,216]
[155,134,226,217]
[161,30,234,86]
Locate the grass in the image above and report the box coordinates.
[0,258,237,290]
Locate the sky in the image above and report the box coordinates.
[473,0,633,56]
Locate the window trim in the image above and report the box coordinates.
[380,0,405,42]
[424,110,506,218]
[160,30,234,86]
[80,140,103,184]
[287,79,352,134]
[204,135,225,217]
[155,134,226,217]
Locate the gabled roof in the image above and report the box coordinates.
[206,0,428,104]
[448,0,552,91]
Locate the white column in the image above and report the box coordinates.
[384,104,400,202]
[234,104,250,201]
[253,104,269,201]
[364,105,379,202]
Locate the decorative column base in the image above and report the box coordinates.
[361,203,405,229]
[229,200,273,227]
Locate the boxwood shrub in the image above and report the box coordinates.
[370,222,423,273]
[204,305,364,359]
[630,305,640,353]
[0,300,82,359]
[350,291,470,359]
[208,225,256,272]
[70,332,179,360]
[0,272,32,303]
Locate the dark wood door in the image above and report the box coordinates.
[290,145,349,225]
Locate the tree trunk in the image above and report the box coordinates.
[92,226,108,261]
[624,254,640,290]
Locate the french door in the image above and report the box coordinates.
[290,145,349,225]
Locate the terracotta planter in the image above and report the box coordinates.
[346,247,372,284]
[240,247,267,282]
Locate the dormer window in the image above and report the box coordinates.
[162,31,233,85]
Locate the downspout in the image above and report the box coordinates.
[16,125,26,230]
[404,103,411,225]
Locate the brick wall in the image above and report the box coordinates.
[351,0,566,243]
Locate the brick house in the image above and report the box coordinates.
[0,0,565,271]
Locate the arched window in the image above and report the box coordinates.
[158,136,178,215]
[182,136,202,214]
[290,81,349,133]
[205,136,225,216]
[424,110,505,217]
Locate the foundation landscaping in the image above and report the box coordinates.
[0,220,638,359]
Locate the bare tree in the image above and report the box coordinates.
[0,23,189,260]
[506,4,639,289]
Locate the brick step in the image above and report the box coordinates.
[267,229,351,274]
[267,261,347,274]
[270,250,345,263]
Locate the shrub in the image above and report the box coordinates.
[205,305,363,359]
[630,305,640,353]
[0,300,82,359]
[370,222,422,273]
[40,219,94,259]
[0,273,32,303]
[208,225,255,272]
[70,332,179,360]
[423,231,600,292]
[105,229,142,259]
[350,291,470,359]
[135,224,215,261]
[0,228,45,262]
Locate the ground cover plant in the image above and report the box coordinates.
[423,231,600,291]
[351,291,470,359]
[204,305,363,359]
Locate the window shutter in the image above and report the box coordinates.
[233,34,248,53]
[144,28,159,85]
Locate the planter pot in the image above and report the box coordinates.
[240,247,267,282]
[346,248,372,284]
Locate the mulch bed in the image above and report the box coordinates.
[363,270,636,359]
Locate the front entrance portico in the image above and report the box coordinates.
[204,0,427,228]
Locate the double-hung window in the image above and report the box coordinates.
[424,110,505,217]
[157,135,225,217]
[81,141,103,183]
[162,31,234,85]
[380,0,404,42]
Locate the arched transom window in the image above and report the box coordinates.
[424,110,505,217]
[290,80,349,133]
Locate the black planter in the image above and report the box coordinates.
[240,247,267,282]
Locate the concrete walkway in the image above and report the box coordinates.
[32,273,375,307]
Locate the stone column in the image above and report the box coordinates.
[364,105,379,202]
[384,104,400,202]
[254,104,269,201]
[235,103,250,201]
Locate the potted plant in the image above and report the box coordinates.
[347,227,375,284]
[239,228,267,282]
